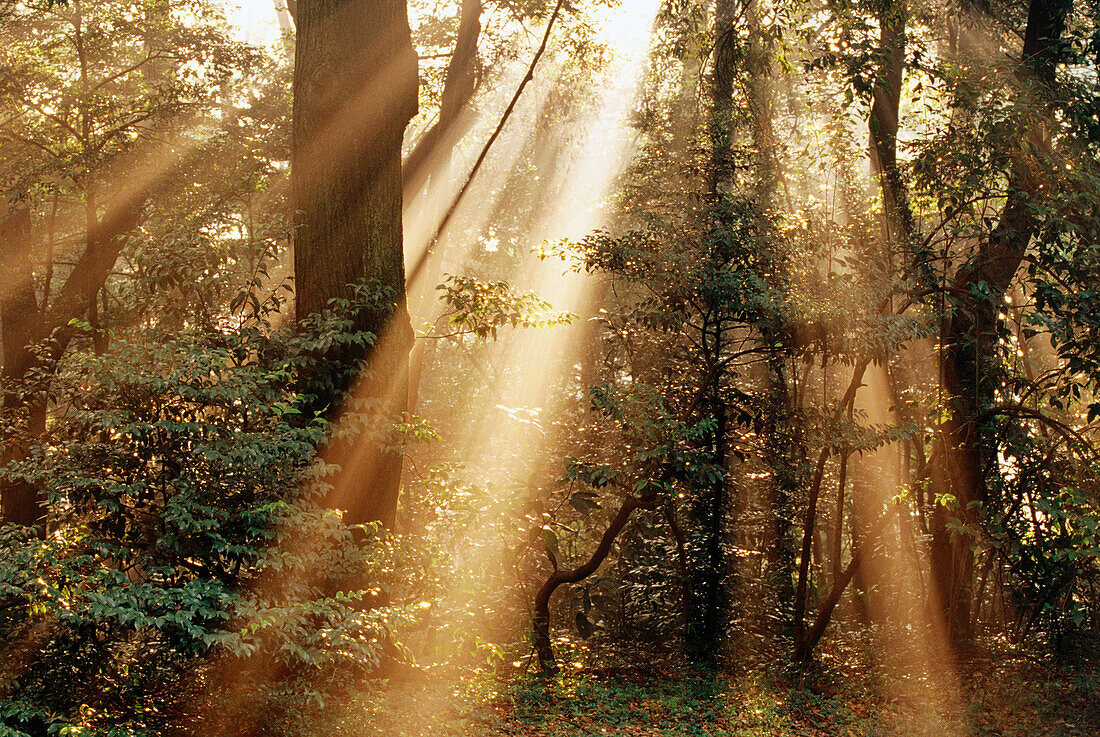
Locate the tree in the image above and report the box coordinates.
[403,0,482,203]
[291,0,419,528]
[931,0,1074,640]
[0,0,261,525]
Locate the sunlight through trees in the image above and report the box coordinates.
[1,1,1099,735]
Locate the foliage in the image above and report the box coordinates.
[0,286,425,736]
[434,275,575,340]
[3,0,1100,734]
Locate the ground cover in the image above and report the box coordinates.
[334,637,1100,737]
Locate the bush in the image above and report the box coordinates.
[0,286,418,737]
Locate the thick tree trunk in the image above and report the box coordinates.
[933,0,1071,640]
[0,205,43,527]
[292,0,418,528]
[708,0,737,195]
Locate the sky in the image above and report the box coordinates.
[223,1,653,55]
[223,0,283,45]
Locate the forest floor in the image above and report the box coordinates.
[331,635,1100,737]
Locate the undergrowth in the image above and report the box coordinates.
[330,636,1100,737]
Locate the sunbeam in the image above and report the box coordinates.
[4,1,1100,735]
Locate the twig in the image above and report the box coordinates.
[407,0,568,288]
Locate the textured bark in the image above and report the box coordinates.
[292,0,417,330]
[932,0,1071,640]
[0,205,42,527]
[292,0,418,528]
[745,0,781,205]
[708,0,737,195]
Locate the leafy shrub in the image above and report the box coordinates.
[0,285,418,737]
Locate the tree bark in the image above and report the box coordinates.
[933,0,1071,640]
[685,0,740,660]
[292,0,419,528]
[0,204,43,527]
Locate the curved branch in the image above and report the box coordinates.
[533,493,659,673]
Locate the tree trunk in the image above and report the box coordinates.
[686,0,739,660]
[696,364,728,657]
[292,0,418,528]
[868,1,914,250]
[792,360,868,662]
[402,0,481,203]
[405,0,482,415]
[763,355,797,630]
[0,204,44,527]
[534,495,659,673]
[933,0,1071,641]
[831,448,849,586]
[708,0,737,195]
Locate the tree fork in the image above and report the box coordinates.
[407,0,566,288]
[794,511,893,663]
[792,359,869,659]
[402,0,482,203]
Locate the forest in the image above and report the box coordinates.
[0,0,1098,734]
